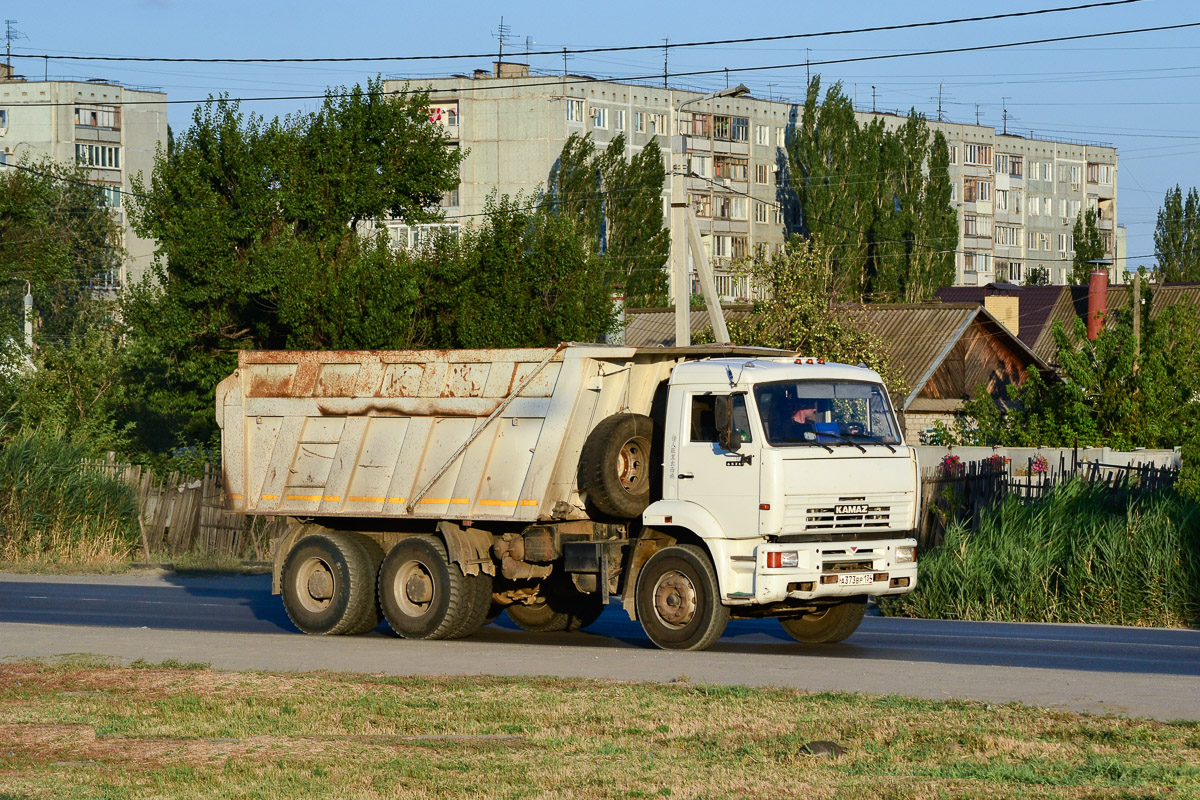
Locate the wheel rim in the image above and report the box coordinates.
[651,569,697,629]
[295,556,335,614]
[392,559,435,618]
[616,438,647,492]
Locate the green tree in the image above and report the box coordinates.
[0,157,122,351]
[1071,208,1106,285]
[725,236,903,394]
[546,133,669,304]
[124,79,464,452]
[1023,266,1050,286]
[788,77,956,303]
[1153,184,1200,282]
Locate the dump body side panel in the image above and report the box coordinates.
[220,346,689,522]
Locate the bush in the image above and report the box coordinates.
[0,429,140,564]
[882,480,1200,627]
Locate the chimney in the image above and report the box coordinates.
[1086,269,1108,340]
[983,295,1019,337]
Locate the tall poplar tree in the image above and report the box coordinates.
[1071,208,1107,285]
[1154,185,1200,282]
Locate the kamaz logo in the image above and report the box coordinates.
[835,504,869,515]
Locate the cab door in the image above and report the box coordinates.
[675,391,761,538]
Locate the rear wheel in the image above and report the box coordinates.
[342,534,384,635]
[506,586,606,633]
[778,598,867,644]
[281,534,376,635]
[378,537,468,640]
[635,545,728,651]
[446,572,494,639]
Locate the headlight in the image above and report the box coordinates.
[896,546,916,564]
[766,551,799,568]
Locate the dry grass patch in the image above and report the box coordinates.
[0,660,1197,799]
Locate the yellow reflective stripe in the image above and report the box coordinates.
[479,499,517,507]
[229,494,243,500]
[417,498,469,505]
[387,497,407,504]
[519,500,539,507]
[285,494,340,502]
[349,496,385,503]
[260,494,278,501]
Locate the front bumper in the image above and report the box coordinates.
[733,538,918,605]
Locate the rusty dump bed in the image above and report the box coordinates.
[217,344,785,523]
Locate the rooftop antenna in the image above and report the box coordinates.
[5,20,26,72]
[872,85,876,113]
[975,103,980,125]
[937,83,944,122]
[663,39,668,88]
[806,48,811,87]
[492,17,518,76]
[524,36,535,65]
[1002,96,1010,134]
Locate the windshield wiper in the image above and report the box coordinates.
[852,433,897,453]
[806,431,866,454]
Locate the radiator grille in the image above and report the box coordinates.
[784,495,912,532]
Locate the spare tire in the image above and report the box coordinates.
[580,413,655,519]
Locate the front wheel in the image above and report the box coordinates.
[778,598,867,644]
[635,545,729,651]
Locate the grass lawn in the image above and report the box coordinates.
[1,657,1198,799]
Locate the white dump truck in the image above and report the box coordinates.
[216,344,918,650]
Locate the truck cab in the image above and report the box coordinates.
[632,357,918,648]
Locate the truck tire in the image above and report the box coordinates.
[446,572,494,639]
[341,534,384,635]
[281,533,377,636]
[580,413,655,519]
[378,536,474,640]
[506,588,606,633]
[506,601,570,632]
[778,598,867,644]
[635,545,729,651]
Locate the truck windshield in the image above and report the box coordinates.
[754,380,902,447]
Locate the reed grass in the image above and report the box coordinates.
[0,429,140,565]
[883,480,1200,627]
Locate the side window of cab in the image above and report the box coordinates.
[690,394,752,444]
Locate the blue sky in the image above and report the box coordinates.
[7,0,1199,268]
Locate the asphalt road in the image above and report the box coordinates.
[2,571,1198,721]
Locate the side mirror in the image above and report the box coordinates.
[714,396,741,452]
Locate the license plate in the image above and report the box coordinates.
[837,573,874,586]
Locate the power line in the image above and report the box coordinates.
[10,20,1200,109]
[9,1,1156,66]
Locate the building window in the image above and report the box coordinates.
[0,109,6,129]
[688,153,711,179]
[712,115,730,139]
[996,154,1023,177]
[1000,260,1023,282]
[755,164,769,185]
[754,202,768,223]
[776,127,786,147]
[74,104,120,130]
[950,182,957,202]
[715,195,731,219]
[615,109,625,131]
[1041,162,1053,181]
[446,108,458,126]
[648,113,665,135]
[74,143,121,169]
[690,193,712,217]
[963,214,991,238]
[948,145,958,165]
[1087,162,1113,185]
[1058,233,1071,252]
[591,106,607,129]
[755,124,768,145]
[995,225,1020,246]
[99,184,121,208]
[964,144,993,165]
[689,112,710,137]
[714,156,748,182]
[634,111,645,133]
[774,165,785,186]
[731,117,749,142]
[963,179,991,203]
[731,197,747,220]
[566,99,585,123]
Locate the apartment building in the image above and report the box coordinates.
[0,66,168,290]
[386,64,1119,300]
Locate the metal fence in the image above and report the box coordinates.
[917,454,1180,550]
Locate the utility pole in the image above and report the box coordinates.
[806,48,811,87]
[5,20,26,72]
[1132,268,1142,367]
[663,39,668,88]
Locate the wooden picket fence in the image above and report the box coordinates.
[84,455,276,559]
[917,454,1180,550]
